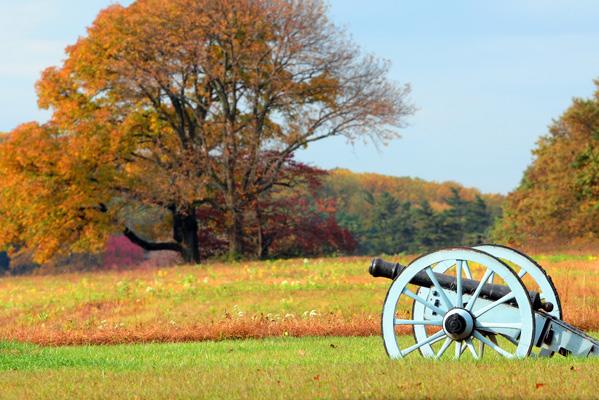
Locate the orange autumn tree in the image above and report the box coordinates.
[0,123,119,262]
[493,79,599,246]
[0,0,412,263]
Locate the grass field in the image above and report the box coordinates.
[1,336,599,399]
[0,252,598,398]
[0,254,597,345]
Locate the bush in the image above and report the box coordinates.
[102,235,146,269]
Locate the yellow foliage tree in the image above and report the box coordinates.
[493,80,599,246]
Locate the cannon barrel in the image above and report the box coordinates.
[370,258,553,312]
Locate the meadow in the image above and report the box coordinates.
[0,253,597,345]
[0,252,598,399]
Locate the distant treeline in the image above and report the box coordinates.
[321,169,501,255]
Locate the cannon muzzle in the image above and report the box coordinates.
[369,258,404,279]
[370,258,553,312]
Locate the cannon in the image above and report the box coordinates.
[369,245,599,359]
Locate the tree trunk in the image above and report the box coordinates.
[124,205,201,264]
[254,203,273,260]
[173,207,201,264]
[0,251,10,272]
[260,236,273,260]
[226,208,244,259]
[256,225,263,259]
[255,203,263,259]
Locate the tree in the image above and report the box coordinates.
[440,187,467,244]
[463,195,492,244]
[0,251,9,273]
[0,0,413,263]
[412,200,438,250]
[493,79,599,246]
[412,200,462,251]
[255,194,357,259]
[358,191,415,254]
[0,123,120,262]
[437,187,493,246]
[249,160,354,259]
[193,157,356,259]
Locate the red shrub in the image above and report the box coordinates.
[102,235,146,269]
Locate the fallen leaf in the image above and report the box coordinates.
[535,383,545,389]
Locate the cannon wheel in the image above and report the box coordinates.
[413,244,561,357]
[473,244,562,318]
[382,248,535,359]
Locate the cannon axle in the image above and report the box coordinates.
[369,258,553,312]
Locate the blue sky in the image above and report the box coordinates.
[1,1,598,194]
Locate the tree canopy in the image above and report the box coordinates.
[493,79,599,246]
[0,0,412,263]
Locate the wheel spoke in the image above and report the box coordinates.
[465,269,494,311]
[466,338,479,359]
[476,322,522,330]
[456,260,463,307]
[401,330,446,357]
[425,267,454,309]
[473,331,514,359]
[435,337,453,359]
[477,330,497,358]
[463,260,473,279]
[473,292,515,318]
[395,319,442,326]
[402,288,446,315]
[461,342,468,355]
[454,340,462,359]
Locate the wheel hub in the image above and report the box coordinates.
[443,308,475,341]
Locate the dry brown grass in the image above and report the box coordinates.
[542,257,599,329]
[2,315,386,346]
[0,253,596,346]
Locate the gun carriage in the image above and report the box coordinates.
[369,245,599,359]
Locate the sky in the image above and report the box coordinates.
[0,1,598,194]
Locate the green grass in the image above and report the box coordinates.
[1,336,599,399]
[533,254,598,263]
